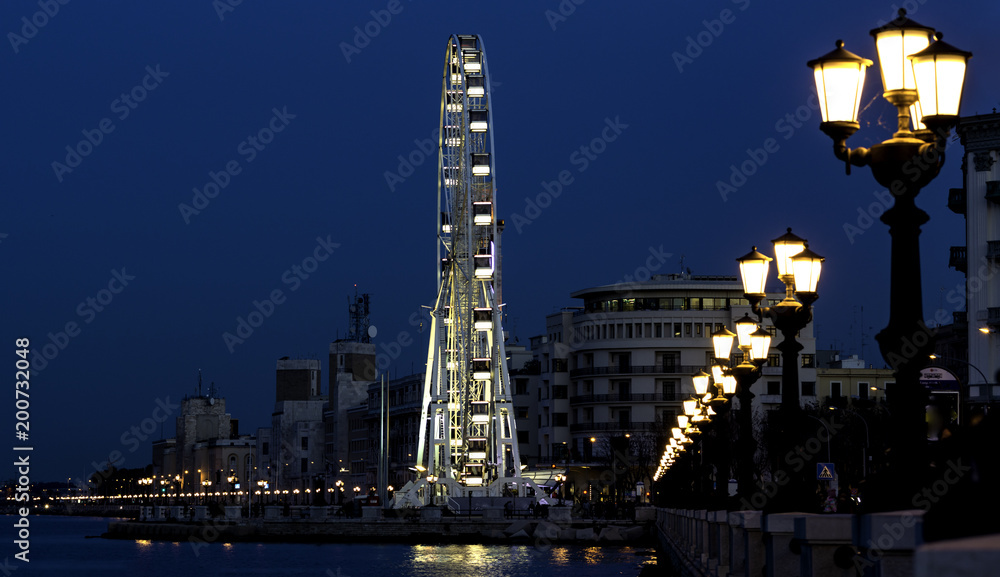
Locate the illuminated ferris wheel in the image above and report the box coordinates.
[413,34,521,497]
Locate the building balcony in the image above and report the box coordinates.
[569,421,661,433]
[988,307,1000,327]
[569,364,702,378]
[570,392,688,405]
[948,187,966,214]
[987,240,1000,261]
[949,246,967,274]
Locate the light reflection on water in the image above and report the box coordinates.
[25,517,655,577]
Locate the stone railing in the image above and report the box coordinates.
[655,507,931,577]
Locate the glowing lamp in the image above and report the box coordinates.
[908,34,972,123]
[734,314,758,348]
[749,327,772,361]
[771,228,806,278]
[790,245,825,294]
[807,40,872,124]
[869,10,934,98]
[722,375,737,396]
[712,327,736,360]
[737,247,772,296]
[692,370,710,396]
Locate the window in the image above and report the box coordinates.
[553,385,568,399]
[696,323,702,336]
[262,442,269,455]
[689,297,701,310]
[831,382,842,398]
[301,458,308,473]
[301,437,308,450]
[553,413,568,427]
[553,358,568,372]
[767,381,781,395]
[801,354,815,368]
[858,382,869,399]
[802,381,816,396]
[655,323,663,338]
[660,379,677,398]
[661,409,676,425]
[517,431,529,443]
[767,353,781,367]
[684,323,692,336]
[673,323,682,338]
[515,378,528,395]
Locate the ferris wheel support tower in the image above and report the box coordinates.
[402,34,522,501]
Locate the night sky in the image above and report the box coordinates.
[3,0,998,483]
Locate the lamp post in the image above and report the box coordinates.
[731,316,771,504]
[201,480,212,505]
[256,479,266,516]
[335,480,344,506]
[929,353,993,413]
[426,475,437,506]
[808,9,972,510]
[737,233,823,511]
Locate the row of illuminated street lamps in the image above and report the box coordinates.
[654,231,822,505]
[656,9,975,512]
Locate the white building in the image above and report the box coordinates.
[530,273,817,463]
[952,111,1000,403]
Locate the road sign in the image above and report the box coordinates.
[817,463,835,481]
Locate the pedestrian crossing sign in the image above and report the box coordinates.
[817,463,835,480]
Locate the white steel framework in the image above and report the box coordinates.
[412,34,521,498]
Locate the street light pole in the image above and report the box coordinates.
[808,10,972,510]
[737,234,823,511]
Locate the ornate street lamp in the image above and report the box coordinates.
[808,8,972,511]
[737,232,824,412]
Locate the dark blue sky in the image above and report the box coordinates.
[3,0,998,482]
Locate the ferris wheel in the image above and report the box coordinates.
[413,34,521,497]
